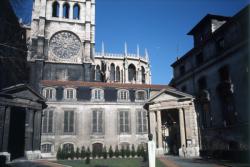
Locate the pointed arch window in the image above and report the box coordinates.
[128,64,136,82]
[52,1,59,17]
[63,3,70,18]
[110,63,115,82]
[73,3,80,20]
[95,65,101,82]
[141,66,146,84]
[116,66,120,82]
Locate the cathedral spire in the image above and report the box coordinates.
[145,48,149,62]
[101,41,105,56]
[124,42,128,56]
[137,44,140,58]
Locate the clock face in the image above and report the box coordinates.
[49,31,81,59]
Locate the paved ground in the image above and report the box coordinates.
[9,160,67,167]
[158,155,250,167]
[7,157,250,167]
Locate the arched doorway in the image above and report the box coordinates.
[92,143,103,156]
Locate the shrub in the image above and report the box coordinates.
[75,147,80,159]
[131,144,136,157]
[103,146,107,159]
[70,148,75,160]
[81,146,86,159]
[97,148,102,158]
[121,146,125,158]
[125,145,130,158]
[92,148,97,159]
[56,147,62,160]
[85,147,91,164]
[136,145,142,157]
[114,145,120,158]
[142,147,148,162]
[61,147,67,159]
[108,146,114,158]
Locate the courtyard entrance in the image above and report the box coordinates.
[144,88,200,157]
[161,109,181,155]
[8,107,26,160]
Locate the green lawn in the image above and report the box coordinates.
[55,158,165,167]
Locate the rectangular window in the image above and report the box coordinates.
[64,111,74,133]
[41,144,52,153]
[179,65,185,75]
[45,89,53,99]
[137,91,146,100]
[119,111,130,133]
[137,110,147,133]
[198,77,207,90]
[42,110,53,133]
[66,89,74,99]
[92,110,103,134]
[120,91,128,100]
[196,53,204,66]
[94,90,101,100]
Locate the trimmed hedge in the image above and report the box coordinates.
[56,144,148,161]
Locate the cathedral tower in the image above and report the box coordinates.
[28,0,96,89]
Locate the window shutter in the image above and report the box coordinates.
[119,112,123,133]
[64,111,69,132]
[42,111,48,133]
[48,111,53,133]
[98,111,102,133]
[93,111,97,133]
[69,111,74,132]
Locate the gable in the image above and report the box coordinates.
[152,93,178,102]
[148,88,193,103]
[0,84,45,101]
[11,89,41,101]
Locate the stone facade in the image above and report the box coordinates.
[39,81,165,158]
[170,5,249,157]
[28,0,153,158]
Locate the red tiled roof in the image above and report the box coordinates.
[40,80,169,90]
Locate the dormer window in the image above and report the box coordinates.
[196,53,204,66]
[179,65,185,76]
[135,90,147,101]
[118,89,129,101]
[91,88,104,101]
[64,88,76,100]
[43,87,56,100]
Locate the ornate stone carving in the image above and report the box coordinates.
[49,31,81,59]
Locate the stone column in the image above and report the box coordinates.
[1,107,11,152]
[124,62,128,83]
[179,108,186,147]
[149,111,156,143]
[69,2,73,19]
[59,1,63,18]
[25,109,34,151]
[137,69,142,84]
[33,110,42,151]
[0,107,11,161]
[156,110,163,149]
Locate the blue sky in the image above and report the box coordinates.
[11,0,249,84]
